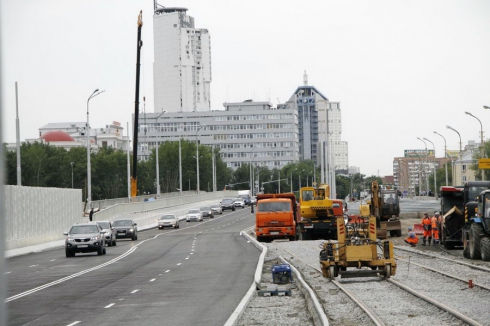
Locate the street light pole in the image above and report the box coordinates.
[434,131,448,186]
[70,162,74,189]
[417,137,429,195]
[465,111,484,181]
[249,146,257,193]
[447,125,462,186]
[179,138,182,195]
[424,137,437,196]
[86,89,105,210]
[155,110,166,197]
[196,124,205,193]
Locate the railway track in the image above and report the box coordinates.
[271,240,487,326]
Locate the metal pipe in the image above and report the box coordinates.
[424,137,437,196]
[155,110,166,196]
[447,125,462,186]
[434,131,448,186]
[465,111,484,181]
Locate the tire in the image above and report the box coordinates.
[65,249,73,258]
[481,237,490,261]
[394,230,402,237]
[232,208,235,211]
[469,223,484,259]
[108,239,112,247]
[103,248,106,255]
[384,264,391,279]
[328,266,335,280]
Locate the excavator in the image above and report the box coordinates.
[360,181,402,239]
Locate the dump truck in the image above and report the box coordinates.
[466,189,490,260]
[298,184,345,240]
[319,215,397,279]
[255,193,300,242]
[361,181,402,239]
[440,181,490,250]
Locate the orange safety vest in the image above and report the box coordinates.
[431,216,439,229]
[422,217,431,230]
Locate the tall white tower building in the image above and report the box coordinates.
[153,6,212,113]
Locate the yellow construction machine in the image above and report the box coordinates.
[319,214,397,279]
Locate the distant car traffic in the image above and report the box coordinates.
[200,206,214,218]
[187,209,203,222]
[64,222,106,257]
[96,221,117,247]
[210,204,223,215]
[158,214,180,229]
[221,198,236,211]
[113,219,138,240]
[234,198,246,208]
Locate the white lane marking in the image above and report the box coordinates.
[131,289,139,294]
[165,270,170,273]
[150,278,156,282]
[177,263,182,266]
[4,272,11,274]
[50,259,56,262]
[191,249,194,251]
[185,257,190,260]
[6,245,139,303]
[66,322,81,326]
[105,303,115,308]
[190,253,193,255]
[28,265,38,268]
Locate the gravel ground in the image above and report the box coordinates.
[237,217,490,326]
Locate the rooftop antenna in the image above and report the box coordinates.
[303,70,308,86]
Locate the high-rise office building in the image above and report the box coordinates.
[153,6,212,113]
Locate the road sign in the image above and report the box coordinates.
[478,158,490,169]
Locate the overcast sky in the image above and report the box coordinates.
[2,0,490,176]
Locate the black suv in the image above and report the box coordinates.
[64,222,106,257]
[113,219,138,240]
[220,198,236,211]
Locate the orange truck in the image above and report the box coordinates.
[255,193,300,242]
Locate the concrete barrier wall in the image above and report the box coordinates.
[4,185,83,251]
[4,185,238,253]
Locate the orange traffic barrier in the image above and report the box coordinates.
[413,223,424,235]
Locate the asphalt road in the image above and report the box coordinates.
[6,207,258,326]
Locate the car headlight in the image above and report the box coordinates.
[68,237,74,241]
[129,228,134,232]
[90,236,100,241]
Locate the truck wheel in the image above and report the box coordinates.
[469,223,484,259]
[481,237,490,261]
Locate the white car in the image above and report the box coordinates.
[96,221,117,247]
[158,214,180,229]
[186,209,203,222]
[210,204,223,215]
[234,198,246,208]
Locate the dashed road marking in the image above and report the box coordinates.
[104,303,115,308]
[28,265,38,268]
[131,289,139,294]
[185,257,190,260]
[50,259,56,262]
[4,272,11,274]
[66,322,81,326]
[150,278,156,282]
[165,270,170,273]
[177,263,182,266]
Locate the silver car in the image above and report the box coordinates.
[96,221,117,247]
[158,214,180,229]
[186,209,203,222]
[234,198,246,208]
[210,204,223,215]
[64,222,106,257]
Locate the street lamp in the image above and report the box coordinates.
[86,88,105,210]
[70,162,74,189]
[249,146,257,193]
[196,124,205,193]
[423,137,437,196]
[155,109,166,197]
[465,111,485,181]
[434,131,449,186]
[447,125,462,186]
[417,137,429,196]
[179,137,182,196]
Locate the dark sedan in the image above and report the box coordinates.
[200,206,214,218]
[113,219,138,241]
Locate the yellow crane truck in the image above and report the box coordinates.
[298,184,345,240]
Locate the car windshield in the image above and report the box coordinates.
[113,220,133,227]
[210,204,219,208]
[70,225,99,234]
[234,198,242,202]
[160,215,175,220]
[97,222,110,229]
[188,209,200,214]
[222,199,233,203]
[258,202,290,212]
[200,207,210,211]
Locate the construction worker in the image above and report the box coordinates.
[421,212,432,246]
[404,227,418,247]
[431,211,441,245]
